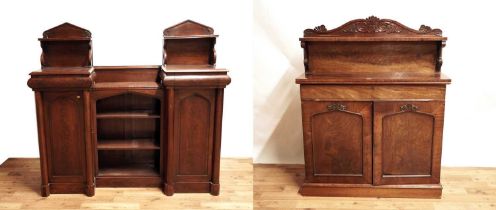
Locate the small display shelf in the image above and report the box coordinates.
[97,138,160,150]
[96,111,160,119]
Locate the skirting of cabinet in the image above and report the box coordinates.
[163,182,219,196]
[43,182,94,196]
[299,183,442,198]
[96,177,162,187]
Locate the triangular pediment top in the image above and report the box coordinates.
[304,16,443,37]
[163,20,214,37]
[42,22,91,39]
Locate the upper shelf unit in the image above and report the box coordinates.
[39,22,93,69]
[163,20,218,66]
[300,16,447,76]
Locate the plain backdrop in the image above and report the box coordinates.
[254,0,496,166]
[0,0,253,164]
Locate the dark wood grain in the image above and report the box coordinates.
[163,20,217,65]
[300,16,446,74]
[302,101,372,184]
[28,21,230,197]
[39,23,92,68]
[373,101,445,185]
[296,16,449,198]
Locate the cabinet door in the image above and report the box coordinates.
[172,89,215,183]
[373,101,444,185]
[43,91,86,184]
[302,101,372,184]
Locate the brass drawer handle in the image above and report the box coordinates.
[400,104,418,112]
[327,104,346,111]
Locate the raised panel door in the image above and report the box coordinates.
[373,101,445,185]
[173,89,215,183]
[302,101,372,184]
[43,91,86,183]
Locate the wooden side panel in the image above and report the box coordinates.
[173,89,215,182]
[374,101,445,185]
[302,101,372,184]
[307,42,438,74]
[43,91,86,183]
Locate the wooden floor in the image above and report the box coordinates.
[0,158,253,210]
[254,164,496,210]
[2,159,496,209]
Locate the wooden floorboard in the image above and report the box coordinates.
[2,158,496,209]
[0,158,253,210]
[254,164,496,210]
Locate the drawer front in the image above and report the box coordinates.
[301,101,372,184]
[300,85,446,100]
[373,101,445,185]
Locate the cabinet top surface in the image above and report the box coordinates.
[296,72,451,85]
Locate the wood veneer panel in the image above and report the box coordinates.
[43,91,86,183]
[302,101,372,184]
[300,85,446,100]
[174,90,214,179]
[307,42,437,74]
[373,101,445,185]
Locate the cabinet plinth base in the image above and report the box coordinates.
[299,183,442,198]
[164,182,219,196]
[96,176,162,187]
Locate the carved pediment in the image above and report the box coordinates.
[42,22,91,39]
[304,16,442,37]
[163,20,214,37]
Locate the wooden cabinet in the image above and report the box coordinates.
[28,21,230,197]
[296,16,450,198]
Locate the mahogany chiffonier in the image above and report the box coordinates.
[27,20,230,197]
[295,16,450,198]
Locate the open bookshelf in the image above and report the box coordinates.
[96,93,161,179]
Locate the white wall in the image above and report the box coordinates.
[0,0,253,164]
[253,0,496,166]
[2,0,496,167]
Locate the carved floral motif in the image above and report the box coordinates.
[341,16,402,33]
[400,104,419,112]
[304,16,443,36]
[313,25,327,33]
[327,104,346,111]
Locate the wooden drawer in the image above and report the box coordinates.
[300,85,446,101]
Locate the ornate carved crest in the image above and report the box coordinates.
[163,20,214,37]
[42,22,91,39]
[304,16,442,37]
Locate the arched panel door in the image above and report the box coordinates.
[43,91,86,184]
[302,101,372,184]
[373,101,445,185]
[173,89,215,183]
